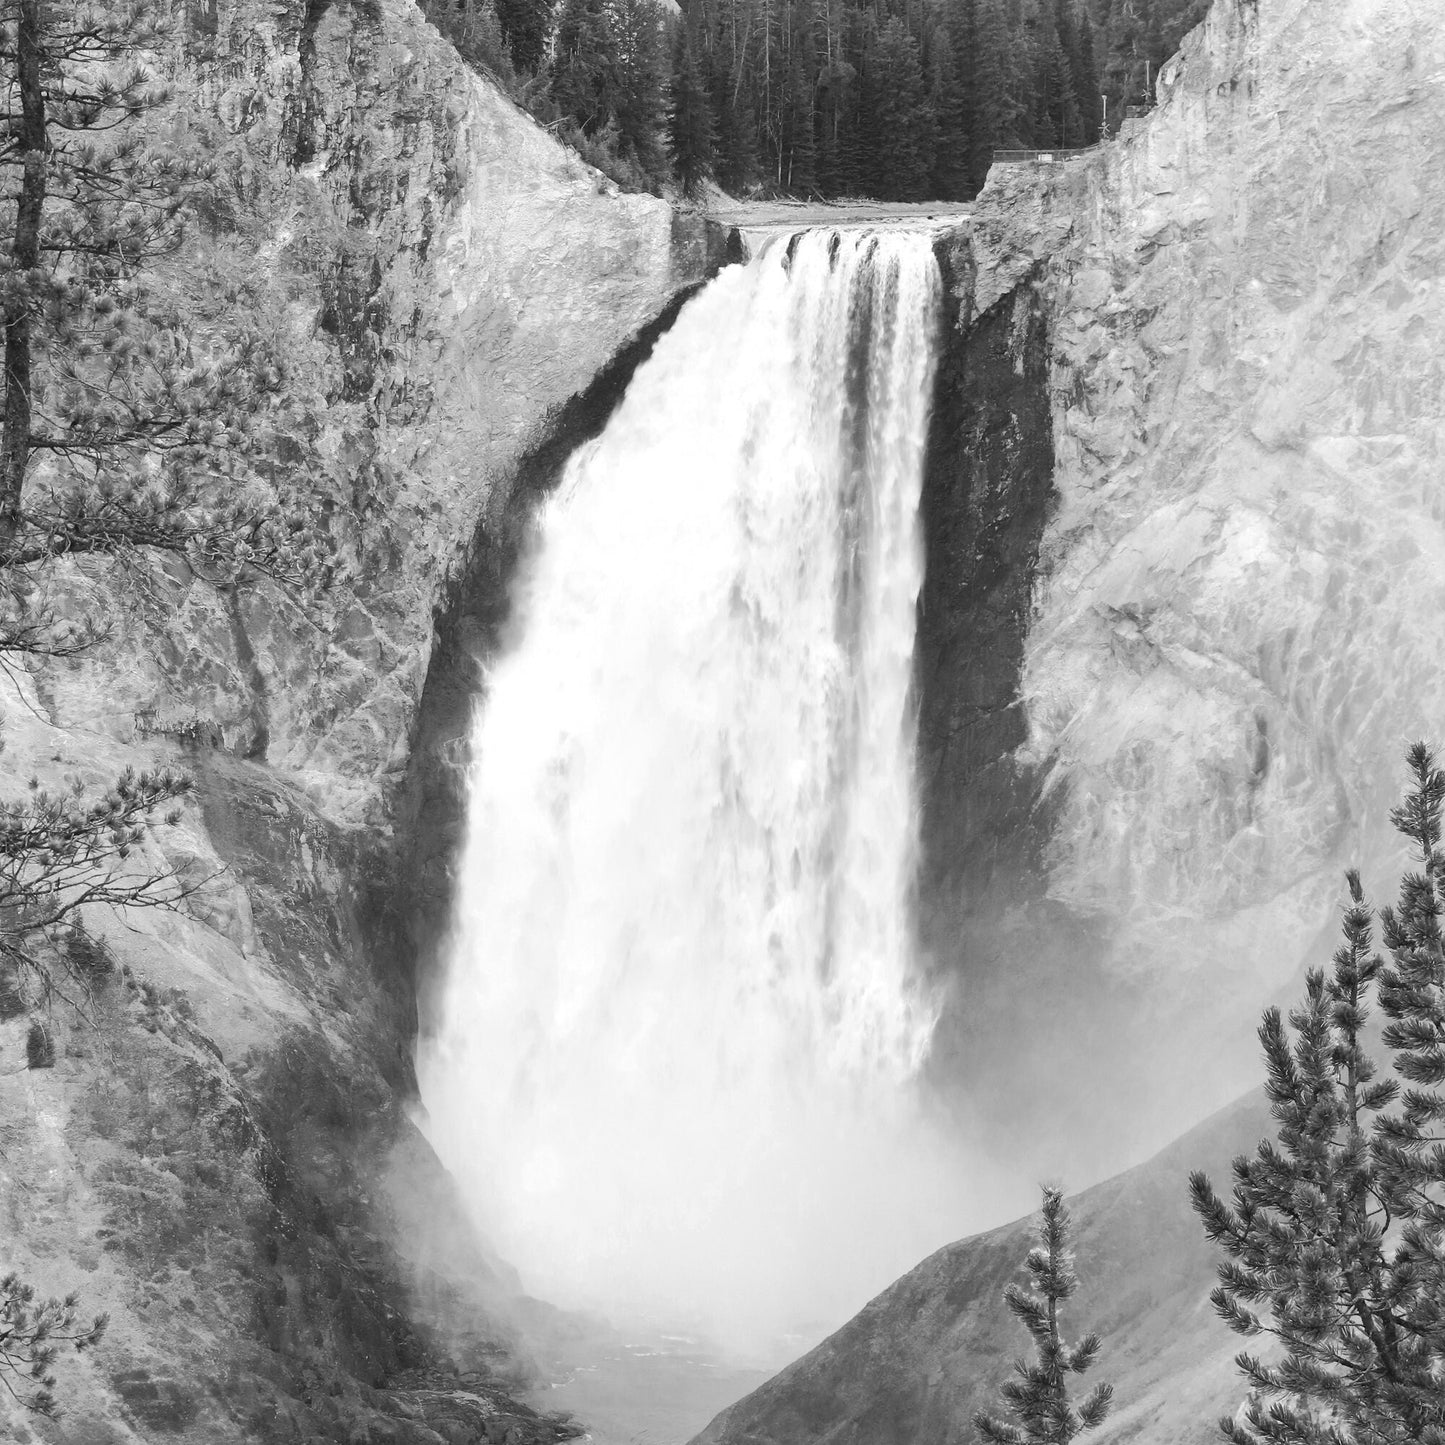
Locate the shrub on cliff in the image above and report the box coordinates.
[1192,743,1445,1443]
[973,1185,1113,1444]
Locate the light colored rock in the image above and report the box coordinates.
[994,0,1445,1026]
[26,0,715,828]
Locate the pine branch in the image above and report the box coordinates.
[0,1272,106,1419]
[974,1187,1111,1443]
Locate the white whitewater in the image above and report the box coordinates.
[419,231,979,1348]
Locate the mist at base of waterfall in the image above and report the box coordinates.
[537,1334,774,1445]
[416,230,1018,1351]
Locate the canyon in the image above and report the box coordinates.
[2,0,1442,1441]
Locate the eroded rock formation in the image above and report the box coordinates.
[908,0,1445,1182]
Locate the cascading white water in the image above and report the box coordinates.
[418,230,989,1349]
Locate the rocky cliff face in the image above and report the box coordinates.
[911,0,1445,1184]
[10,0,1438,1439]
[1027,0,1445,996]
[36,0,721,823]
[1,2,719,1441]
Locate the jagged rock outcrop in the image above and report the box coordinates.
[1017,0,1435,942]
[1020,0,1445,1143]
[0,2,720,1441]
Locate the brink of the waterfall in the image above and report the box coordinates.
[417,229,995,1350]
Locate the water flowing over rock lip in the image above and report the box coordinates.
[707,199,974,228]
[709,202,975,259]
[418,227,1001,1355]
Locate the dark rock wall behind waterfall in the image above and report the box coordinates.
[912,246,1138,1180]
[911,247,1162,1181]
[915,253,1055,975]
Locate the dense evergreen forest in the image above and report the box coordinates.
[426,0,1209,199]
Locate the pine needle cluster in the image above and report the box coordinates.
[1192,743,1445,1443]
[0,1272,107,1418]
[974,1186,1114,1444]
[0,765,195,1005]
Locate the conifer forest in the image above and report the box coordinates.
[425,0,1209,198]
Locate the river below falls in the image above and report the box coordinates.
[535,1336,774,1445]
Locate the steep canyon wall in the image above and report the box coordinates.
[32,0,723,820]
[914,0,1445,1183]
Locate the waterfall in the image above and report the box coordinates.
[418,230,984,1349]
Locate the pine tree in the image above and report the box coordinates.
[860,16,935,201]
[549,0,624,137]
[707,50,760,193]
[449,0,517,81]
[926,21,970,199]
[1070,5,1103,141]
[1191,744,1445,1444]
[0,4,324,1017]
[781,56,817,193]
[965,0,1013,189]
[0,766,196,992]
[611,0,670,184]
[669,27,717,198]
[1028,6,1082,149]
[812,56,850,194]
[494,0,554,71]
[973,1187,1114,1444]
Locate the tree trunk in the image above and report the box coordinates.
[1,0,47,548]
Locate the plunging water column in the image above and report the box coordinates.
[419,229,977,1347]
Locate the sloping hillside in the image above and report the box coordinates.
[692,1089,1270,1445]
